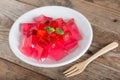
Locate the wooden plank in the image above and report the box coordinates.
[16,0,45,7]
[0,0,35,21]
[71,0,120,34]
[0,13,13,29]
[17,0,73,8]
[85,0,120,11]
[0,58,53,80]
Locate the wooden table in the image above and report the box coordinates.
[0,0,120,80]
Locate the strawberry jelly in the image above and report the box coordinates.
[48,41,68,61]
[67,19,82,40]
[21,23,38,37]
[20,15,82,62]
[34,15,52,23]
[20,35,49,61]
[20,35,38,57]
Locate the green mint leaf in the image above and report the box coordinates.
[55,28,64,35]
[44,26,55,33]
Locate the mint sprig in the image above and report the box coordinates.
[44,26,55,33]
[55,28,64,35]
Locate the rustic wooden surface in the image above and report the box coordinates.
[0,0,120,80]
[0,58,52,80]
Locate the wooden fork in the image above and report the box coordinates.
[63,42,119,77]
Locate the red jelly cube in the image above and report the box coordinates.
[67,19,82,40]
[38,48,49,61]
[32,45,48,61]
[63,31,72,41]
[50,20,58,28]
[31,47,39,60]
[61,25,68,31]
[21,36,30,47]
[49,42,68,61]
[50,32,63,43]
[20,35,37,48]
[21,23,37,37]
[37,30,48,38]
[34,15,53,23]
[36,44,50,61]
[56,18,65,26]
[20,46,33,57]
[50,18,65,28]
[29,29,37,35]
[37,30,50,45]
[37,23,49,29]
[26,35,38,46]
[64,39,78,52]
[20,36,49,61]
[20,35,38,56]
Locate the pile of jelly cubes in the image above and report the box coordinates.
[20,15,82,61]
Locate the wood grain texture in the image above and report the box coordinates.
[71,0,120,33]
[16,0,45,7]
[0,0,35,21]
[18,0,73,7]
[0,58,52,80]
[85,0,120,11]
[0,0,120,80]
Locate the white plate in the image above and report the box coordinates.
[9,6,93,67]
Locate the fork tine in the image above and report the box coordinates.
[64,68,78,76]
[66,70,81,77]
[63,66,76,74]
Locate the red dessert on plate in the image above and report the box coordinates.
[20,15,82,61]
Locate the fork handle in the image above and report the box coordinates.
[85,42,118,64]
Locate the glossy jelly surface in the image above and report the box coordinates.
[20,15,82,61]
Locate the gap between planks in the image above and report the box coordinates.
[84,0,120,12]
[16,0,41,7]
